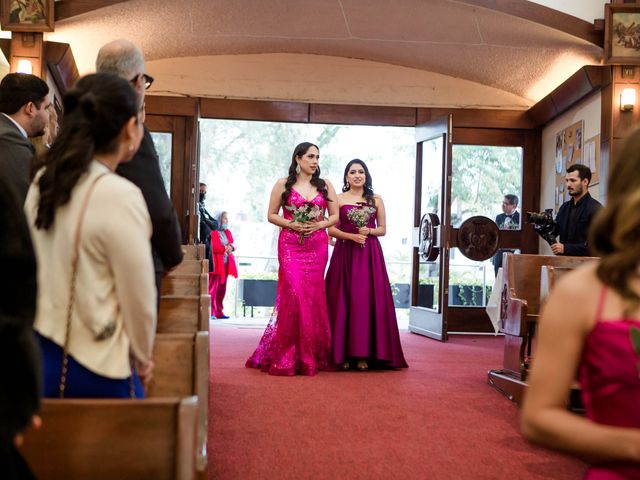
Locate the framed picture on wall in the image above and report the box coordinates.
[581,134,600,186]
[605,4,640,64]
[0,0,54,32]
[554,120,584,210]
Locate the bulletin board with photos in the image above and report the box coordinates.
[554,120,584,211]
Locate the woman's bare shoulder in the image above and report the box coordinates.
[548,261,601,311]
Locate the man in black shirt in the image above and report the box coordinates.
[551,164,602,256]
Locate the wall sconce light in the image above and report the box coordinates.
[15,59,34,74]
[621,88,636,111]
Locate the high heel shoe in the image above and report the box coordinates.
[342,362,350,370]
[357,359,368,371]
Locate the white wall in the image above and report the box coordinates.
[528,1,605,23]
[539,91,602,254]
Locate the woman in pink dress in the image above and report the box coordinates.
[246,142,339,376]
[521,128,640,479]
[325,159,407,371]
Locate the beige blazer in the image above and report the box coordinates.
[25,161,156,379]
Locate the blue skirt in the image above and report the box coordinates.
[37,333,144,398]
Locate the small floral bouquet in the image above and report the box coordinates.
[347,203,377,248]
[285,202,323,244]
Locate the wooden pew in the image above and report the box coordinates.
[150,332,209,473]
[181,244,205,260]
[488,253,596,405]
[162,273,209,297]
[20,397,198,480]
[171,259,208,276]
[158,295,210,333]
[540,265,574,303]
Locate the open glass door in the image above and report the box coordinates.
[145,114,195,244]
[409,116,452,341]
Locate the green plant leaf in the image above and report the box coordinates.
[630,327,640,355]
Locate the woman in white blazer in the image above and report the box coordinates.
[24,73,155,398]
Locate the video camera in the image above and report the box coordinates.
[526,209,557,246]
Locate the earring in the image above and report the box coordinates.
[295,164,301,174]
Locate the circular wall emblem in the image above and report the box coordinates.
[419,213,440,262]
[457,216,500,261]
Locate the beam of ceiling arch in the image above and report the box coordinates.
[55,0,131,21]
[48,0,602,104]
[455,0,603,46]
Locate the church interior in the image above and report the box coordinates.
[1,1,638,478]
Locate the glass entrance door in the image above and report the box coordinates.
[409,116,452,341]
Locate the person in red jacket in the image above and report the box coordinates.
[209,211,237,319]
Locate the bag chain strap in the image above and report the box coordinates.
[59,173,109,398]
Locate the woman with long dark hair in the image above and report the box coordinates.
[246,142,339,375]
[521,128,640,478]
[24,73,156,398]
[325,159,407,370]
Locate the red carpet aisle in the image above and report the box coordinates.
[208,326,585,479]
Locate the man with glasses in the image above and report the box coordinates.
[0,73,50,202]
[492,194,520,275]
[96,39,183,307]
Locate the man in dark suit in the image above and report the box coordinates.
[198,183,218,282]
[551,164,602,256]
[96,40,183,303]
[492,194,520,274]
[0,73,50,202]
[0,174,40,478]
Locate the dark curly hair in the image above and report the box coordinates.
[590,127,640,313]
[35,73,141,230]
[281,142,329,205]
[342,158,375,205]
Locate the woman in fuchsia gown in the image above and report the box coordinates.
[246,142,338,376]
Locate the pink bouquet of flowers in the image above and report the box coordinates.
[347,203,376,248]
[285,202,323,244]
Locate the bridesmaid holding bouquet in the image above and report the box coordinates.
[246,142,339,376]
[325,159,408,370]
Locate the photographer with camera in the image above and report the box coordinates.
[550,164,602,256]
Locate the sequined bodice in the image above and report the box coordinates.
[282,188,327,221]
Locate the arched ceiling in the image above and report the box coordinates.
[46,0,603,109]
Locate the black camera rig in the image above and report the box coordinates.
[526,209,557,246]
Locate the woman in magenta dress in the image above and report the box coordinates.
[246,142,339,376]
[325,159,407,371]
[521,128,640,479]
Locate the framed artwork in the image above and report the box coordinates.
[605,4,640,64]
[554,120,584,210]
[581,134,600,186]
[0,0,54,32]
